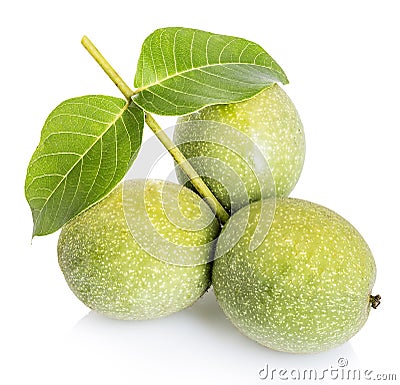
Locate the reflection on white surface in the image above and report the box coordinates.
[69,290,357,384]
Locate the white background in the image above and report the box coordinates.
[1,1,400,384]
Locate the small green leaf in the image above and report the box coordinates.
[133,27,288,116]
[25,95,144,236]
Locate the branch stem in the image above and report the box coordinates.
[81,35,229,225]
[81,36,134,100]
[144,114,230,224]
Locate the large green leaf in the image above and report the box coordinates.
[25,95,144,236]
[133,27,288,116]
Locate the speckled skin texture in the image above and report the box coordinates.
[58,180,220,320]
[174,84,305,213]
[213,198,376,353]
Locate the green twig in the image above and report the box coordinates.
[144,114,229,224]
[81,36,230,225]
[81,36,134,101]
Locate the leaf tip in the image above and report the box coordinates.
[282,75,290,85]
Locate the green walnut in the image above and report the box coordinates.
[58,179,220,320]
[213,198,379,353]
[174,84,305,213]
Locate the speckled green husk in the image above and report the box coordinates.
[213,198,376,353]
[58,180,220,320]
[174,84,305,213]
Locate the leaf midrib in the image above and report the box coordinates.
[134,62,285,95]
